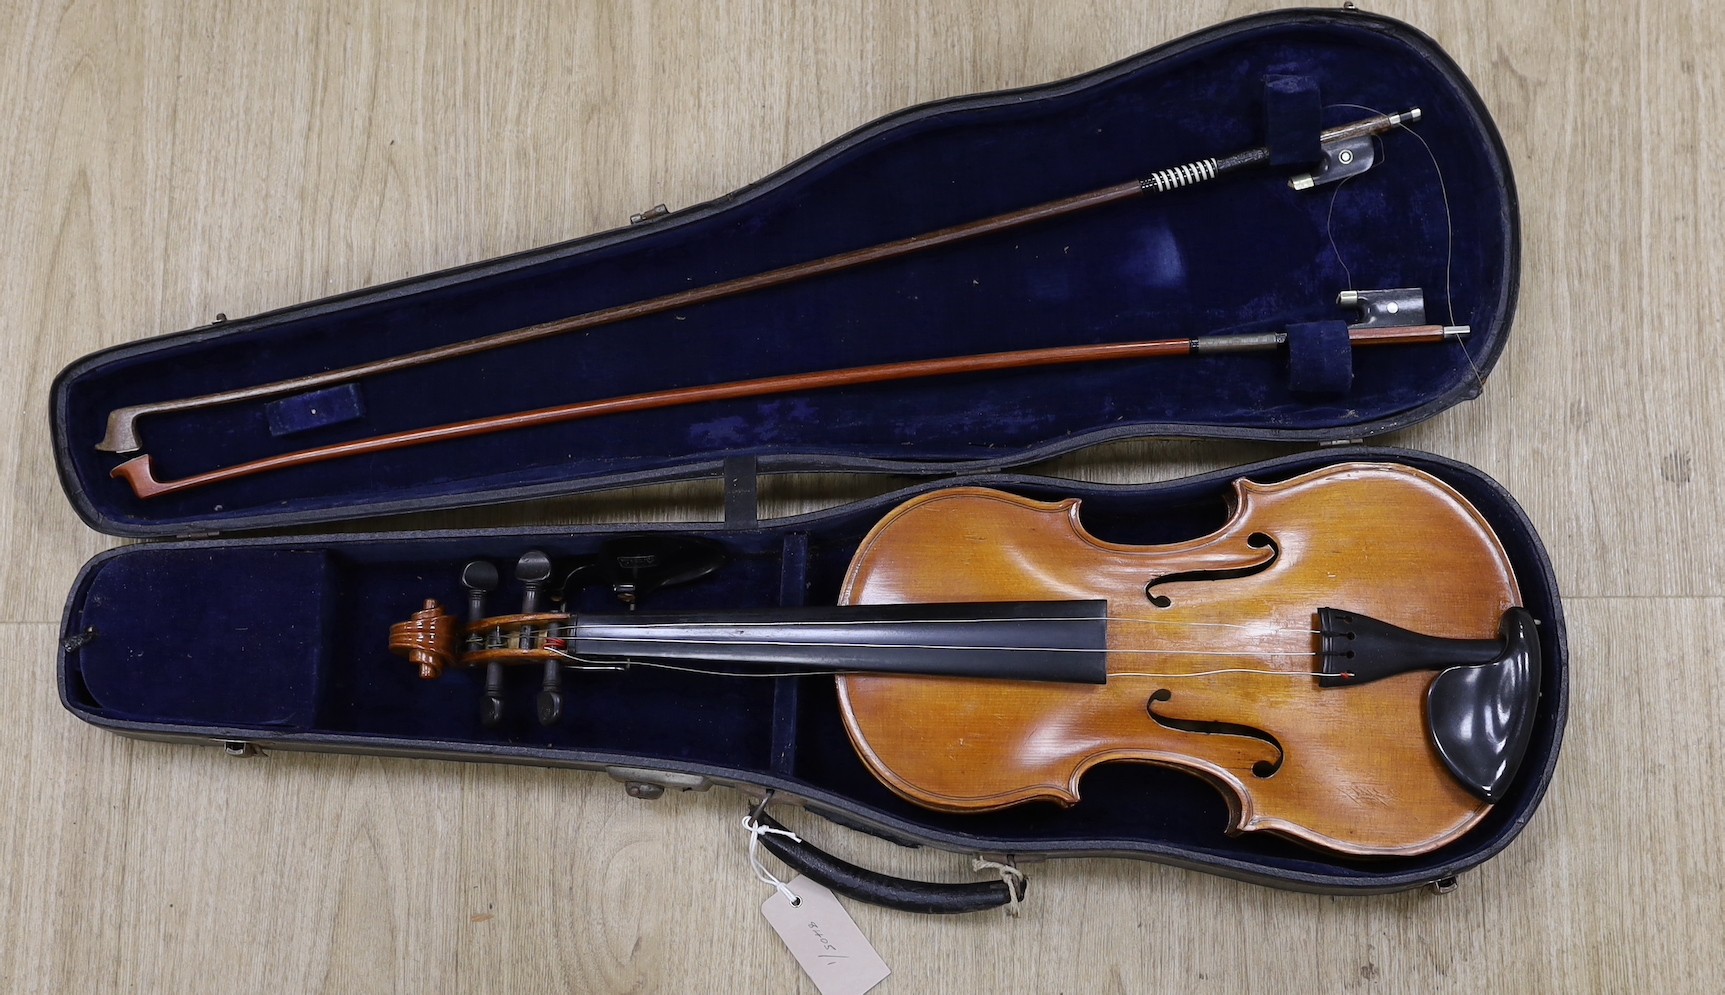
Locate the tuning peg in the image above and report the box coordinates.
[462,560,499,626]
[510,550,559,726]
[481,620,507,728]
[516,550,553,613]
[460,560,504,727]
[537,680,564,726]
[480,691,506,728]
[537,621,566,727]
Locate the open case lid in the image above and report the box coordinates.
[50,8,1517,538]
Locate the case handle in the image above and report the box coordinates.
[750,811,1025,915]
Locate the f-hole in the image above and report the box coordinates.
[1147,688,1284,778]
[1145,532,1279,608]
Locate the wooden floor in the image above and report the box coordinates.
[3,0,1720,991]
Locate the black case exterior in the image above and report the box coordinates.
[51,11,1560,896]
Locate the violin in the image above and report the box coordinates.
[390,462,1539,858]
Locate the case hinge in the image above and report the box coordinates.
[629,203,670,225]
[61,627,99,653]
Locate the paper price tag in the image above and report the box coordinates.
[760,875,890,995]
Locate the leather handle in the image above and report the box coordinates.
[752,812,1025,915]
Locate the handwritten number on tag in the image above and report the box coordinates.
[760,875,890,995]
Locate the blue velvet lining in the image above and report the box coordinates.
[73,549,331,727]
[51,11,1517,536]
[59,452,1567,888]
[1286,320,1353,394]
[1264,75,1323,165]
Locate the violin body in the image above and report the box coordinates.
[836,463,1521,857]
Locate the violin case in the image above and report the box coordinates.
[48,8,1566,906]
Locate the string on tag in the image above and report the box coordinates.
[742,801,803,907]
[972,856,1027,917]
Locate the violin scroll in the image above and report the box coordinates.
[388,600,460,679]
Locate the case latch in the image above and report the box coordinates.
[606,766,713,798]
[629,203,670,225]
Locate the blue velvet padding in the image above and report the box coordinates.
[71,549,330,728]
[58,451,1567,891]
[50,10,1519,537]
[1285,320,1353,394]
[1264,75,1322,165]
[265,384,365,438]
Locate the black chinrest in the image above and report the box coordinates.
[1426,608,1540,803]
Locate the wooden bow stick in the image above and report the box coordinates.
[110,300,1465,499]
[96,108,1420,458]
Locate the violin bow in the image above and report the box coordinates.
[110,289,1466,499]
[96,108,1420,456]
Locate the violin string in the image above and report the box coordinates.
[491,613,1321,636]
[553,651,869,679]
[548,649,1327,682]
[1326,170,1358,294]
[561,633,1316,657]
[1325,102,1481,392]
[1110,668,1323,680]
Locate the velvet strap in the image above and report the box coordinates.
[1285,320,1354,395]
[265,384,365,437]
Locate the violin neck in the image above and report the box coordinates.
[568,600,1110,684]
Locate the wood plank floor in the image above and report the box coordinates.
[3,1,1720,991]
